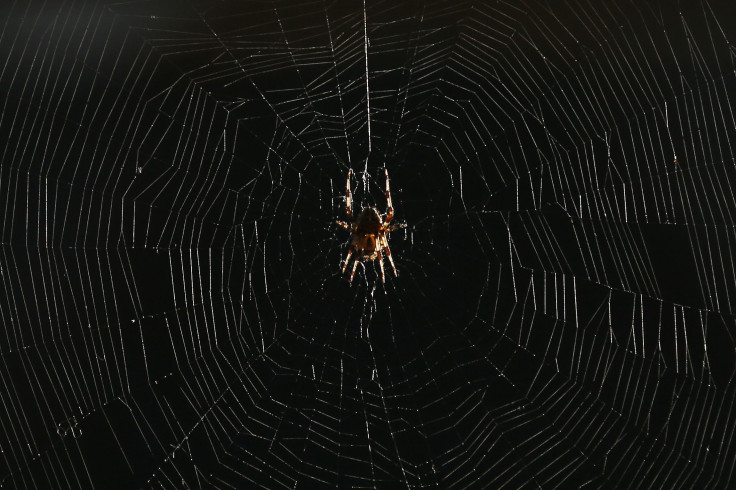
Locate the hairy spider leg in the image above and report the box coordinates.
[386,222,406,232]
[382,235,398,277]
[345,169,353,221]
[384,168,394,222]
[336,220,351,230]
[341,249,353,273]
[377,248,386,283]
[350,257,359,282]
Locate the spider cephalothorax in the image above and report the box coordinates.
[336,169,406,282]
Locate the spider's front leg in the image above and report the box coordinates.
[345,169,353,221]
[384,168,394,223]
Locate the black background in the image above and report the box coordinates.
[2,0,736,488]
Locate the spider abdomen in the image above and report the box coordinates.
[353,234,379,260]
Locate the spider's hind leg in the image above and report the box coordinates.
[382,236,398,277]
[341,249,353,273]
[377,249,386,283]
[350,258,359,282]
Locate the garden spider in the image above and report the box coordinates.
[336,169,406,283]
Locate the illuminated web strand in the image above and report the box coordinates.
[363,0,371,176]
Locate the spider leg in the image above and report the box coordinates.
[377,248,386,283]
[350,257,359,282]
[386,222,406,232]
[336,220,351,230]
[384,168,394,223]
[341,249,353,273]
[345,169,353,221]
[382,236,398,277]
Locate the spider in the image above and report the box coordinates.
[336,169,406,283]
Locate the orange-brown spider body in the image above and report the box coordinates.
[336,169,405,282]
[351,207,381,260]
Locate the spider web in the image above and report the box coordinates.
[2,0,736,487]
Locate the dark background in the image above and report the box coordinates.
[2,0,736,488]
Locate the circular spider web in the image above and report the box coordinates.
[2,0,736,487]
